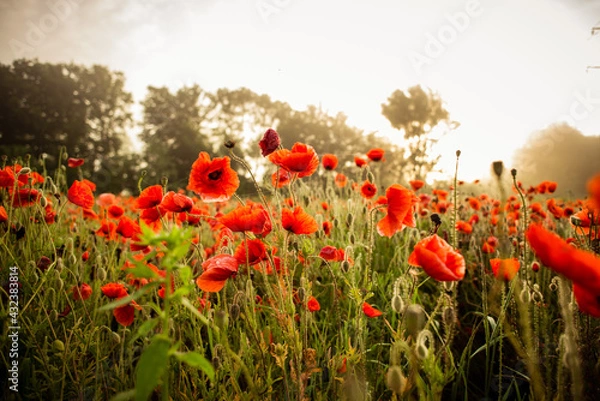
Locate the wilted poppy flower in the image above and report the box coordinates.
[322,154,338,170]
[72,283,92,301]
[490,258,520,281]
[234,239,268,265]
[68,180,95,209]
[354,156,367,168]
[218,202,272,236]
[408,234,466,281]
[135,185,163,209]
[526,224,600,296]
[362,302,383,317]
[259,128,281,157]
[366,148,385,162]
[188,152,240,203]
[376,184,419,238]
[409,180,425,191]
[307,296,320,312]
[67,157,85,168]
[282,206,318,235]
[360,180,377,199]
[196,254,239,292]
[160,191,193,213]
[268,142,319,178]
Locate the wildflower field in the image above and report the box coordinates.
[1,130,600,401]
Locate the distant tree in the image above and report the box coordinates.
[139,85,214,189]
[381,86,452,180]
[0,59,134,191]
[512,123,600,197]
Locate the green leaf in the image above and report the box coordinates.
[181,297,210,325]
[110,389,135,401]
[130,318,159,345]
[174,351,214,380]
[135,335,171,401]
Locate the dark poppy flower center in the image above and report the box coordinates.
[208,170,222,180]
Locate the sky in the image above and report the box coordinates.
[1,0,599,182]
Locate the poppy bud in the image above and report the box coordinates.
[229,303,240,321]
[511,168,517,178]
[224,140,236,149]
[367,171,375,183]
[346,213,353,227]
[404,304,425,336]
[97,267,107,282]
[18,167,31,175]
[212,356,222,369]
[531,261,540,272]
[56,257,64,272]
[442,305,456,328]
[391,294,404,313]
[416,329,434,360]
[111,331,121,344]
[297,287,306,302]
[492,161,504,178]
[40,196,48,208]
[390,341,402,366]
[456,150,461,157]
[53,339,65,352]
[386,365,407,395]
[519,287,531,304]
[215,310,228,329]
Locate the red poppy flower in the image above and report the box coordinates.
[81,179,96,192]
[135,185,163,209]
[282,206,318,235]
[196,254,239,292]
[96,219,117,239]
[0,166,16,188]
[409,180,425,191]
[98,193,116,207]
[68,180,95,209]
[140,206,167,231]
[107,204,124,219]
[160,191,193,213]
[319,245,345,261]
[72,283,92,301]
[259,128,281,157]
[360,180,377,199]
[362,302,383,317]
[116,216,140,239]
[82,251,90,262]
[101,283,128,299]
[271,168,292,188]
[366,148,385,162]
[490,258,520,281]
[218,202,272,236]
[322,221,332,236]
[307,296,320,312]
[11,188,41,208]
[376,184,419,237]
[482,242,495,254]
[322,154,338,170]
[234,239,268,265]
[67,157,85,168]
[468,197,481,211]
[456,221,473,234]
[354,156,367,168]
[335,173,347,188]
[588,173,600,210]
[526,224,600,295]
[408,234,466,281]
[268,142,319,178]
[573,284,600,318]
[188,152,240,203]
[0,206,7,223]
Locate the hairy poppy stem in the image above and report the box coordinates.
[453,150,461,250]
[228,150,270,209]
[511,170,529,265]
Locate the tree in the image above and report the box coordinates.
[139,85,214,189]
[0,59,134,192]
[512,123,600,197]
[381,86,452,180]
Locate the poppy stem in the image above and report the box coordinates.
[452,150,460,250]
[228,150,269,209]
[511,170,529,266]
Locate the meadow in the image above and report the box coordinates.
[1,130,599,401]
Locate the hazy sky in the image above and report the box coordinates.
[1,0,599,181]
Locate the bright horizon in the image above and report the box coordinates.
[1,0,599,182]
